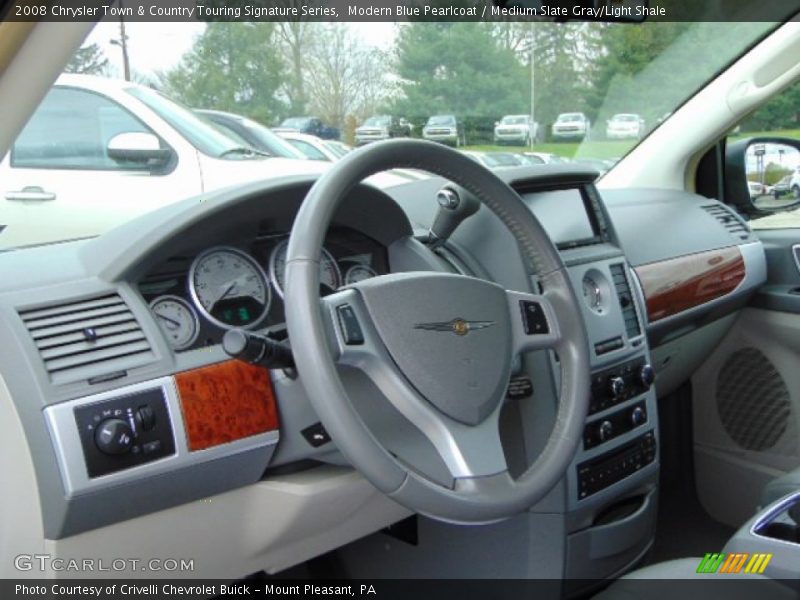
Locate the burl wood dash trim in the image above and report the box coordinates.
[175,361,279,452]
[634,246,746,323]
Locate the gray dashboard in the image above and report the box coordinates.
[0,164,767,543]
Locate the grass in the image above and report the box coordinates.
[464,129,800,161]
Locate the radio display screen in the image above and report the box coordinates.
[520,187,602,249]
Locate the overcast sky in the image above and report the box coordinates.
[84,21,398,80]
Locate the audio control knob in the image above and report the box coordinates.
[640,364,655,388]
[598,420,614,442]
[631,406,647,427]
[94,418,134,455]
[608,376,626,398]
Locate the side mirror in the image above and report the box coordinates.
[727,137,800,215]
[107,132,172,168]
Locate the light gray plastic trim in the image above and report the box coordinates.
[44,375,279,498]
[750,491,800,548]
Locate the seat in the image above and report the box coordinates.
[594,558,795,599]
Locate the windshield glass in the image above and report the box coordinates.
[0,20,780,249]
[126,87,242,158]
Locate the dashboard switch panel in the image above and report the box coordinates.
[577,430,657,499]
[589,358,654,414]
[583,401,648,449]
[74,388,175,478]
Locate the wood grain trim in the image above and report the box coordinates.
[635,246,746,323]
[175,361,279,452]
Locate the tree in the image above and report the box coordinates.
[276,14,315,116]
[64,43,109,76]
[162,23,286,124]
[391,22,527,133]
[304,24,388,129]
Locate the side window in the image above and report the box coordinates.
[288,140,327,161]
[11,87,152,170]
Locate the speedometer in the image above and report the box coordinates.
[268,240,341,298]
[189,246,271,329]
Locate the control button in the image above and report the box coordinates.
[301,422,331,448]
[336,304,364,345]
[135,405,156,431]
[94,418,134,455]
[519,301,549,334]
[631,406,647,427]
[608,376,626,398]
[598,420,614,442]
[142,440,162,455]
[640,364,656,388]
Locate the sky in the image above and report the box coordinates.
[84,21,398,80]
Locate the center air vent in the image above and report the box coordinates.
[701,204,751,241]
[609,264,641,338]
[19,294,155,386]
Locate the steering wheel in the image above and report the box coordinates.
[284,139,590,524]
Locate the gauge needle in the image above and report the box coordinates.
[157,314,181,330]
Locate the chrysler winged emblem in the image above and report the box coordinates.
[413,318,495,337]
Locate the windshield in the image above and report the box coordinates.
[0,20,780,249]
[126,87,243,158]
[427,116,455,126]
[363,116,391,127]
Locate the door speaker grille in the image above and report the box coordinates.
[716,348,791,452]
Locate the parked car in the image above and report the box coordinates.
[277,131,352,161]
[0,74,322,248]
[606,113,646,139]
[273,116,340,140]
[494,114,540,146]
[748,180,767,198]
[354,115,412,145]
[462,151,524,169]
[195,109,308,160]
[422,115,466,147]
[523,151,570,164]
[768,173,799,199]
[551,112,591,140]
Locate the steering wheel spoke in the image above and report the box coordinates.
[321,286,509,480]
[506,290,561,355]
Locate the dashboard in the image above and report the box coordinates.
[139,227,389,352]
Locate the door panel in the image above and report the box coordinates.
[693,230,800,526]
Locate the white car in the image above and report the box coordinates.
[277,131,352,161]
[494,114,539,146]
[606,113,646,139]
[551,112,592,141]
[0,74,322,249]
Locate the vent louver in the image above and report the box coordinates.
[19,293,155,385]
[701,204,751,241]
[609,264,641,338]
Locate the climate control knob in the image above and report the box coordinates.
[598,420,614,442]
[608,376,626,398]
[640,364,656,388]
[94,418,134,455]
[631,406,647,427]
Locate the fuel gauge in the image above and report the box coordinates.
[150,295,200,351]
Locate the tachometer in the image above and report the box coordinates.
[268,240,341,298]
[189,246,271,329]
[149,295,199,350]
[345,264,377,285]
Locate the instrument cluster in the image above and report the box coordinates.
[140,228,387,352]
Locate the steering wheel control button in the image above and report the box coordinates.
[507,375,534,399]
[94,418,134,455]
[301,422,332,448]
[73,387,176,478]
[336,304,364,345]
[520,300,549,334]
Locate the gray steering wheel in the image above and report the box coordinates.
[284,139,590,523]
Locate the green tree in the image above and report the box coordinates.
[64,43,109,76]
[391,22,528,139]
[162,23,286,124]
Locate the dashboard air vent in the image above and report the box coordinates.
[19,293,155,385]
[609,264,641,338]
[701,204,751,241]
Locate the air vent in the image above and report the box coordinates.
[19,294,155,386]
[609,264,641,338]
[701,204,751,241]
